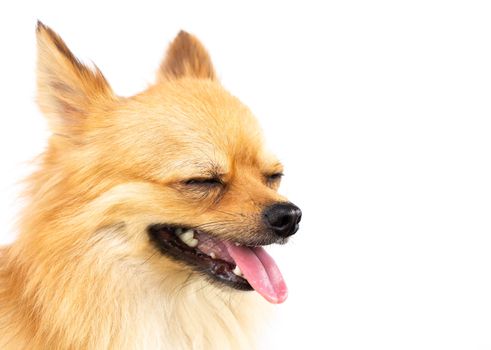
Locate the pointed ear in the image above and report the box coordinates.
[158,31,216,81]
[36,21,114,135]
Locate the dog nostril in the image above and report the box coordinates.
[275,215,290,228]
[263,203,302,238]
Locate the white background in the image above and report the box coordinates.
[1,1,490,349]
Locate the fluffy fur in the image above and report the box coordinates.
[0,23,288,349]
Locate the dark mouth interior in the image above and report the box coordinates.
[147,224,253,291]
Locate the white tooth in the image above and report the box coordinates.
[234,242,241,246]
[179,230,194,241]
[233,265,243,276]
[210,252,216,259]
[178,230,197,248]
[186,238,198,248]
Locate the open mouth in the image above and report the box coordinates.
[148,224,288,304]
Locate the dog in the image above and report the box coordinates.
[0,22,302,349]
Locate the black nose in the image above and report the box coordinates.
[263,202,302,238]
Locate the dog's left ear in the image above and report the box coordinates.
[157,31,216,81]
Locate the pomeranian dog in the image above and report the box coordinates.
[0,22,301,349]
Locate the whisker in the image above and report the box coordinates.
[140,250,158,266]
[207,208,246,218]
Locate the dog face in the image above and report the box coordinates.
[35,24,301,303]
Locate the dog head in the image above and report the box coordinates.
[33,23,301,303]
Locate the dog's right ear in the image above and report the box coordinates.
[36,21,114,136]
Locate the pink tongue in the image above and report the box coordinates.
[225,243,288,304]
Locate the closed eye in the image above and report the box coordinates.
[184,177,223,187]
[266,172,283,185]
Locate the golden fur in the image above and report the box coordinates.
[0,23,288,349]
